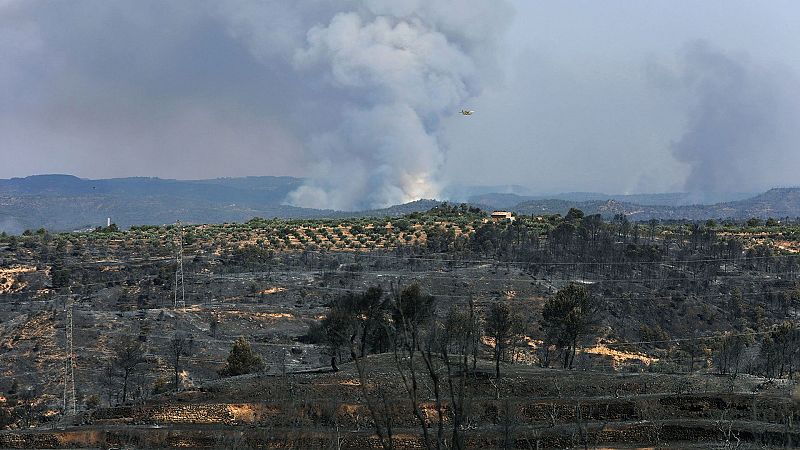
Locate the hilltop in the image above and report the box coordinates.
[503,188,800,221]
[2,175,800,234]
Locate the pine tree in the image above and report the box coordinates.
[219,337,264,377]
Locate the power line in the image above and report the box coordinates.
[17,243,800,270]
[4,266,795,310]
[2,275,160,301]
[190,267,799,285]
[180,282,800,304]
[292,249,800,266]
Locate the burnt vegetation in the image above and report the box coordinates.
[1,203,799,448]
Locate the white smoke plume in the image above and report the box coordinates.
[222,1,513,210]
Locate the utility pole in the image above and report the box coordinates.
[63,294,76,417]
[174,220,185,309]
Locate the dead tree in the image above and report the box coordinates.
[169,331,194,392]
[111,335,147,404]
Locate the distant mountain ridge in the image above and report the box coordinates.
[509,188,800,221]
[468,191,756,209]
[0,174,304,203]
[1,175,799,234]
[0,175,442,234]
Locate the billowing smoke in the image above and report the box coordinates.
[227,1,513,210]
[663,41,800,194]
[1,1,512,208]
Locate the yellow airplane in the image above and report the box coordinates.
[460,109,474,115]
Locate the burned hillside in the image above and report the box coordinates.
[1,205,799,448]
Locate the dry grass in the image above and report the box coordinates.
[258,287,286,295]
[583,344,659,368]
[0,265,36,294]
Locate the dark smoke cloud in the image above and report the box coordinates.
[662,41,800,194]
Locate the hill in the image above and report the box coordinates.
[509,188,800,221]
[2,175,799,234]
[0,175,440,234]
[468,191,756,209]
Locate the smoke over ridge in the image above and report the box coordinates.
[6,3,797,200]
[659,41,800,195]
[228,1,514,210]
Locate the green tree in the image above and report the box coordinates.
[219,337,264,377]
[745,217,761,228]
[50,259,71,291]
[540,284,596,369]
[485,301,524,379]
[392,284,436,339]
[308,286,391,371]
[565,208,584,222]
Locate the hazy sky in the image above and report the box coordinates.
[1,1,799,208]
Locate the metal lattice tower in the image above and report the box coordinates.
[63,296,76,416]
[174,220,185,309]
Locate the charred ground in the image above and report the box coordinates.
[1,204,799,448]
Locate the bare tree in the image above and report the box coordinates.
[169,331,195,392]
[17,385,39,428]
[209,318,220,338]
[713,331,753,377]
[440,299,479,449]
[111,335,147,404]
[716,409,742,449]
[352,347,395,450]
[391,284,437,450]
[100,362,118,406]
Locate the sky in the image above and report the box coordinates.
[1,1,799,209]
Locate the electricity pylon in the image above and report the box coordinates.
[174,220,185,309]
[63,295,76,416]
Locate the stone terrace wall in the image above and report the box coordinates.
[88,403,282,426]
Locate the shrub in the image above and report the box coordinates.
[85,395,100,409]
[219,337,264,377]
